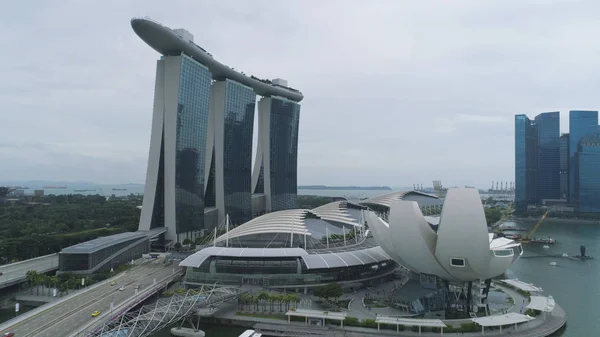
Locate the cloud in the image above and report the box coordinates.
[1,0,599,187]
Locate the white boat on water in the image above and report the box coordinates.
[542,245,550,249]
[549,261,557,266]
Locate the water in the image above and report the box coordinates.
[297,188,399,199]
[505,218,600,337]
[0,304,35,324]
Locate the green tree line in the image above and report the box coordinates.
[0,194,142,264]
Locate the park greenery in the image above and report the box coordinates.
[237,291,300,312]
[0,194,142,264]
[313,283,343,302]
[24,263,132,296]
[484,207,504,225]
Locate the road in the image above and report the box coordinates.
[0,254,59,289]
[3,260,180,337]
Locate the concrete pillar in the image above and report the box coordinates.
[377,323,380,331]
[419,326,421,335]
[481,326,484,335]
[288,315,290,323]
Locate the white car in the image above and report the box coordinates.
[119,286,125,291]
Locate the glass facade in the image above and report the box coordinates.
[575,132,600,213]
[559,134,569,199]
[569,110,598,204]
[184,256,396,287]
[514,115,537,211]
[269,97,301,211]
[150,130,165,229]
[222,80,256,225]
[59,238,149,273]
[534,112,560,201]
[175,55,212,234]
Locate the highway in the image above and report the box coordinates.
[3,260,180,337]
[0,254,59,289]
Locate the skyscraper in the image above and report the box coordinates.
[132,18,303,241]
[559,133,569,199]
[568,110,598,204]
[138,54,212,242]
[252,95,301,212]
[205,80,256,226]
[575,132,600,213]
[514,114,538,211]
[534,112,560,201]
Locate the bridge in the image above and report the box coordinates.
[0,260,180,337]
[79,285,244,337]
[0,254,59,290]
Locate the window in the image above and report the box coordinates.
[493,249,514,257]
[450,258,465,267]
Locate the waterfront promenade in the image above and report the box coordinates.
[208,281,566,337]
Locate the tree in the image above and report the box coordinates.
[484,207,503,225]
[25,270,37,294]
[174,242,182,251]
[315,283,343,302]
[182,238,191,245]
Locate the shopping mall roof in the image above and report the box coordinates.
[359,190,440,208]
[501,279,544,293]
[60,231,148,254]
[179,245,392,270]
[212,206,363,246]
[527,296,556,312]
[375,316,446,328]
[471,312,535,327]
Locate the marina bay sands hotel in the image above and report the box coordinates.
[132,18,303,242]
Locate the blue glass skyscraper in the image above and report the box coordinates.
[559,134,569,199]
[534,112,560,201]
[575,132,600,213]
[569,110,598,204]
[514,114,538,211]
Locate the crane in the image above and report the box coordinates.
[520,210,549,243]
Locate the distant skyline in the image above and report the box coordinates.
[2,1,600,187]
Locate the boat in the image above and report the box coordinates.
[549,262,557,266]
[112,188,127,191]
[529,237,556,244]
[44,186,67,189]
[542,245,550,249]
[74,189,88,192]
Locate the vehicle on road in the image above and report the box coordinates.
[3,332,15,337]
[110,281,116,286]
[119,286,125,291]
[135,284,139,290]
[0,272,3,276]
[91,310,101,317]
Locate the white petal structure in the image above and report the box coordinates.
[364,188,522,282]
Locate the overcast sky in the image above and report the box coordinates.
[1,0,599,189]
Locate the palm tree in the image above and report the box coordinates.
[257,291,269,312]
[25,271,37,294]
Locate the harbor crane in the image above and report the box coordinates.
[520,210,552,243]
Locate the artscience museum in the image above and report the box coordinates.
[365,188,523,283]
